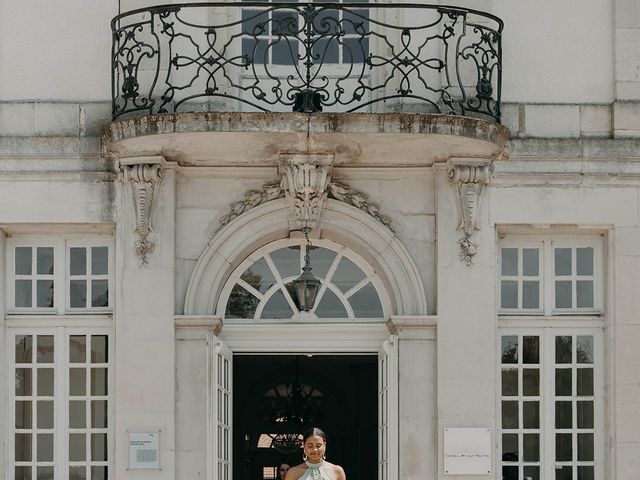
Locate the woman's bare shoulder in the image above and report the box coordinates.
[284,463,307,480]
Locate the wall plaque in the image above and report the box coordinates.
[129,431,160,469]
[444,428,491,475]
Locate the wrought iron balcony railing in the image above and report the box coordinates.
[111,2,503,121]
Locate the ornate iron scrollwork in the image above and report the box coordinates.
[111,3,503,121]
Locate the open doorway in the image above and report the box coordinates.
[233,355,377,480]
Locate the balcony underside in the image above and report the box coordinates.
[102,111,510,166]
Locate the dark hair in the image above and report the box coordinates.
[302,427,327,443]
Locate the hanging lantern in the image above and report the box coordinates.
[291,227,321,312]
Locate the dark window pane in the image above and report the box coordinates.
[37,336,54,363]
[555,401,573,428]
[522,281,539,309]
[91,400,108,428]
[69,400,86,428]
[91,247,109,275]
[15,368,32,396]
[36,467,54,480]
[69,467,86,480]
[69,368,86,396]
[555,248,572,275]
[556,336,573,363]
[91,467,108,480]
[15,433,32,461]
[91,336,108,363]
[315,288,347,318]
[273,10,298,36]
[36,280,54,308]
[308,247,336,280]
[556,465,572,480]
[578,433,594,461]
[225,284,259,319]
[15,466,32,480]
[556,433,573,461]
[501,401,518,429]
[261,289,294,319]
[577,368,594,396]
[578,466,594,480]
[91,279,109,307]
[523,433,540,461]
[70,280,87,308]
[343,10,369,34]
[501,281,518,308]
[69,433,86,461]
[91,368,108,396]
[555,281,572,308]
[501,369,518,396]
[576,280,594,308]
[523,368,540,396]
[91,433,108,461]
[501,433,518,461]
[524,466,540,480]
[577,247,594,275]
[577,336,594,363]
[241,257,276,294]
[36,247,54,275]
[523,336,539,363]
[15,401,32,428]
[523,401,539,428]
[332,256,366,293]
[555,369,573,396]
[272,39,298,65]
[37,368,54,396]
[501,248,518,276]
[522,248,539,276]
[270,247,300,279]
[15,247,32,275]
[242,38,267,65]
[36,433,53,461]
[37,401,54,429]
[501,336,518,364]
[15,335,33,363]
[350,282,384,318]
[577,401,594,429]
[242,9,267,35]
[70,248,86,275]
[70,336,86,363]
[343,37,368,63]
[15,280,32,307]
[313,38,339,63]
[502,466,518,480]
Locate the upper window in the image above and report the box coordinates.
[241,0,370,66]
[221,239,387,320]
[498,236,603,315]
[7,236,113,314]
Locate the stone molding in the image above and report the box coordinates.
[120,157,164,265]
[279,153,333,230]
[448,162,492,266]
[218,156,392,232]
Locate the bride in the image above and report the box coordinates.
[285,428,346,480]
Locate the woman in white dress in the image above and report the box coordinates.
[285,428,346,480]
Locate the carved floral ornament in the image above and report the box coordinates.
[448,162,492,266]
[218,153,393,232]
[121,160,164,265]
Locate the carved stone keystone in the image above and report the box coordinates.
[448,162,492,266]
[278,153,334,230]
[121,158,164,265]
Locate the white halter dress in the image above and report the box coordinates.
[299,461,335,480]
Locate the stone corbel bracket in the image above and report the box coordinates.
[448,162,492,266]
[120,157,165,265]
[278,153,334,230]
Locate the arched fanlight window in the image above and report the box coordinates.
[221,240,387,320]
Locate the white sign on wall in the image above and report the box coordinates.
[129,431,160,470]
[444,428,491,475]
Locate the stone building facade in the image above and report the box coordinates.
[0,1,639,480]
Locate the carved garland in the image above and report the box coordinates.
[448,164,491,266]
[123,163,164,264]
